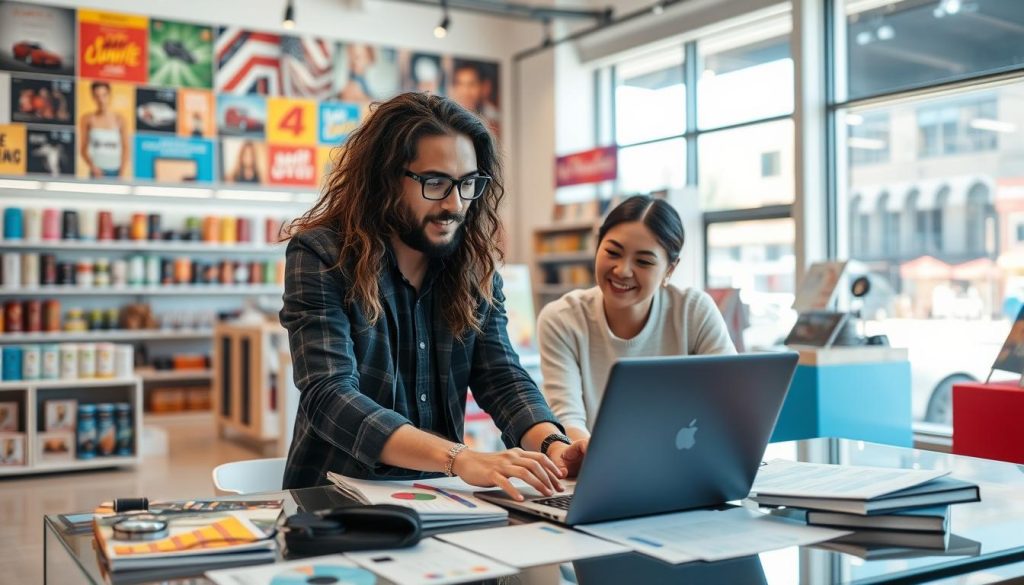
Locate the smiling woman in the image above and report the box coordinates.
[537,195,737,438]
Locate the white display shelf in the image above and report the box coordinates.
[535,251,593,264]
[0,240,284,254]
[0,328,213,344]
[0,376,139,391]
[0,285,283,297]
[14,455,139,475]
[139,369,213,383]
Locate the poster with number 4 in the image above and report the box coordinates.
[267,97,316,146]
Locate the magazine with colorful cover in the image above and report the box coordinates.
[93,499,283,571]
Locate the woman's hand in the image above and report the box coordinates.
[451,447,565,501]
[546,439,588,478]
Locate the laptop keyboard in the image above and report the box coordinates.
[534,494,574,510]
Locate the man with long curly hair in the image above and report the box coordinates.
[281,93,587,497]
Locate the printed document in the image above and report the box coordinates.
[751,459,949,499]
[437,522,630,567]
[578,507,848,564]
[345,538,518,585]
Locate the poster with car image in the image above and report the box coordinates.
[136,87,177,133]
[27,128,74,176]
[76,79,134,179]
[0,2,76,76]
[149,19,213,89]
[217,94,266,138]
[9,76,74,126]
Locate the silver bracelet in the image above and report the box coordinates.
[444,443,468,477]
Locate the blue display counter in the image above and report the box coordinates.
[770,347,913,447]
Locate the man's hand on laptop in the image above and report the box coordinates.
[546,439,588,478]
[451,447,565,502]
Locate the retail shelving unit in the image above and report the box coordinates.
[0,376,142,477]
[531,221,598,312]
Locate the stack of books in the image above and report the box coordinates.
[750,460,980,558]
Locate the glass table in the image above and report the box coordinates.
[44,438,1024,584]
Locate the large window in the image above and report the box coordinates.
[833,0,1024,431]
[602,13,797,350]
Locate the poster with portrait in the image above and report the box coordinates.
[318,102,360,145]
[135,87,178,134]
[280,35,336,100]
[221,138,267,185]
[215,27,281,95]
[0,433,25,466]
[78,10,149,83]
[450,58,501,138]
[0,2,76,76]
[0,402,18,432]
[44,399,76,432]
[76,79,134,179]
[27,128,74,176]
[149,19,214,89]
[333,42,399,102]
[9,75,74,126]
[400,50,446,95]
[134,135,214,183]
[177,88,215,138]
[216,94,266,138]
[0,124,27,176]
[267,144,316,188]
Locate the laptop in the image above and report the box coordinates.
[573,551,767,585]
[477,352,798,525]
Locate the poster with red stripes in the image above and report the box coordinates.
[214,27,280,95]
[280,35,335,100]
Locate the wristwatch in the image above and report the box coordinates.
[540,433,572,456]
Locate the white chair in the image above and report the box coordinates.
[212,457,287,495]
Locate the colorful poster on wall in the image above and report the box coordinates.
[267,97,316,146]
[78,10,149,83]
[0,124,27,175]
[555,146,618,188]
[318,102,360,145]
[316,144,338,189]
[149,19,214,89]
[0,2,76,76]
[215,28,281,95]
[221,138,267,185]
[217,94,266,138]
[76,80,134,179]
[134,134,214,183]
[400,50,446,95]
[9,76,74,126]
[135,87,178,134]
[27,128,74,176]
[280,35,335,99]
[451,58,501,138]
[177,88,215,138]
[333,42,399,102]
[267,144,316,187]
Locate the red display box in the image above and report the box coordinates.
[953,381,1024,464]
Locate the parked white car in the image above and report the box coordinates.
[137,102,176,128]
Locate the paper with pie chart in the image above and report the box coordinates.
[205,554,376,585]
[326,473,508,529]
[345,538,517,585]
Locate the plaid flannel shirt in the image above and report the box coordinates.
[279,226,561,488]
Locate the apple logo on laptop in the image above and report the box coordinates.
[675,419,698,450]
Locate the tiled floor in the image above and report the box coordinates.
[0,414,263,583]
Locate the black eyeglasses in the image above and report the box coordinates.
[404,170,491,201]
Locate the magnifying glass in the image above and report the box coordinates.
[112,515,169,541]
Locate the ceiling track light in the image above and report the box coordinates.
[434,0,450,38]
[283,0,296,29]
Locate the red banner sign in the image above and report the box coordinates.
[555,146,617,188]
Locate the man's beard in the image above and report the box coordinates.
[395,201,466,259]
